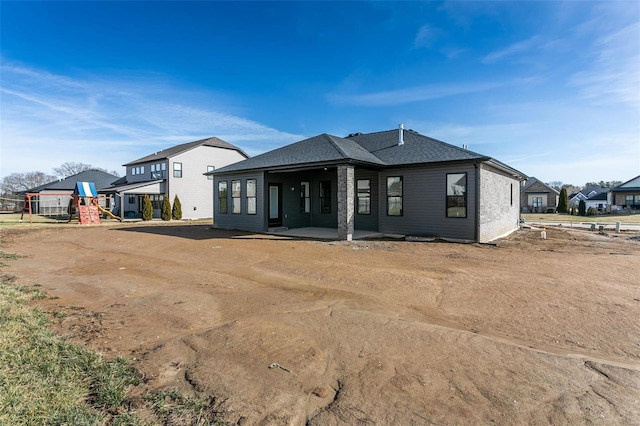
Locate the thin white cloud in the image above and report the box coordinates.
[327,80,511,107]
[0,60,303,176]
[482,35,541,64]
[414,24,439,48]
[569,22,640,108]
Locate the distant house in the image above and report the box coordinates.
[608,175,640,212]
[585,192,608,213]
[209,126,526,243]
[22,169,119,215]
[569,186,607,208]
[520,177,559,213]
[105,137,248,220]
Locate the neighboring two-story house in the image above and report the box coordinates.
[105,137,247,220]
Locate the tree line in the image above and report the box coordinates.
[1,162,120,195]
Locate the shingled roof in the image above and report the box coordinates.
[214,128,524,178]
[213,133,386,173]
[26,170,120,192]
[124,137,248,166]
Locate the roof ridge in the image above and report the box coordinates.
[323,133,349,159]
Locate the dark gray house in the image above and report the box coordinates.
[210,126,526,243]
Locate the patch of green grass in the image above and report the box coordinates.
[146,390,226,425]
[0,280,141,425]
[0,278,229,425]
[0,251,21,260]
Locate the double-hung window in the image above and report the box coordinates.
[246,179,256,214]
[207,165,215,180]
[218,181,228,214]
[232,180,241,214]
[532,196,543,210]
[173,162,182,178]
[387,177,402,216]
[446,173,467,218]
[357,179,371,215]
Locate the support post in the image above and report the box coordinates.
[337,165,355,241]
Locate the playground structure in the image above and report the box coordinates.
[20,182,121,224]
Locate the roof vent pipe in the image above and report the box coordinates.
[398,124,404,146]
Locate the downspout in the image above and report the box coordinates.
[474,162,480,242]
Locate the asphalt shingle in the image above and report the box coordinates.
[124,137,247,166]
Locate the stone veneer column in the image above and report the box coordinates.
[337,165,355,241]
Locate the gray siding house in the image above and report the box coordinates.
[106,137,248,220]
[22,169,119,215]
[210,127,526,243]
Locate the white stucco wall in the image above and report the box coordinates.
[478,164,522,243]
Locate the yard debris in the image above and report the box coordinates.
[269,363,292,373]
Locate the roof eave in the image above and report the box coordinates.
[484,158,528,181]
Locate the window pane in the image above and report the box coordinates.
[447,174,466,196]
[247,197,256,214]
[357,179,370,192]
[232,181,241,197]
[388,197,402,216]
[358,198,370,215]
[233,197,241,214]
[387,177,402,196]
[247,179,256,197]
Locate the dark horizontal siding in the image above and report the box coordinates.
[265,172,312,229]
[213,173,264,232]
[378,164,477,240]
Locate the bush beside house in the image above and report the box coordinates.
[161,196,172,221]
[142,195,153,221]
[172,195,182,220]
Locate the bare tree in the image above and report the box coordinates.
[53,162,96,178]
[546,181,563,191]
[584,180,622,189]
[1,171,58,194]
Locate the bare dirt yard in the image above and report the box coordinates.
[1,223,639,425]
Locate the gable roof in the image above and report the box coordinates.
[587,192,607,201]
[213,133,386,173]
[520,177,560,194]
[611,175,640,192]
[214,128,525,178]
[124,137,248,166]
[27,170,120,192]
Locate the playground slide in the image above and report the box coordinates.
[97,205,123,221]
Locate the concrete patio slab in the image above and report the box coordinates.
[266,227,384,240]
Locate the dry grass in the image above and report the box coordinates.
[0,260,226,425]
[522,212,640,224]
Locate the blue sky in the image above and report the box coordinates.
[1,1,638,186]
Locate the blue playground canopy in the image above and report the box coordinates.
[75,182,98,197]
